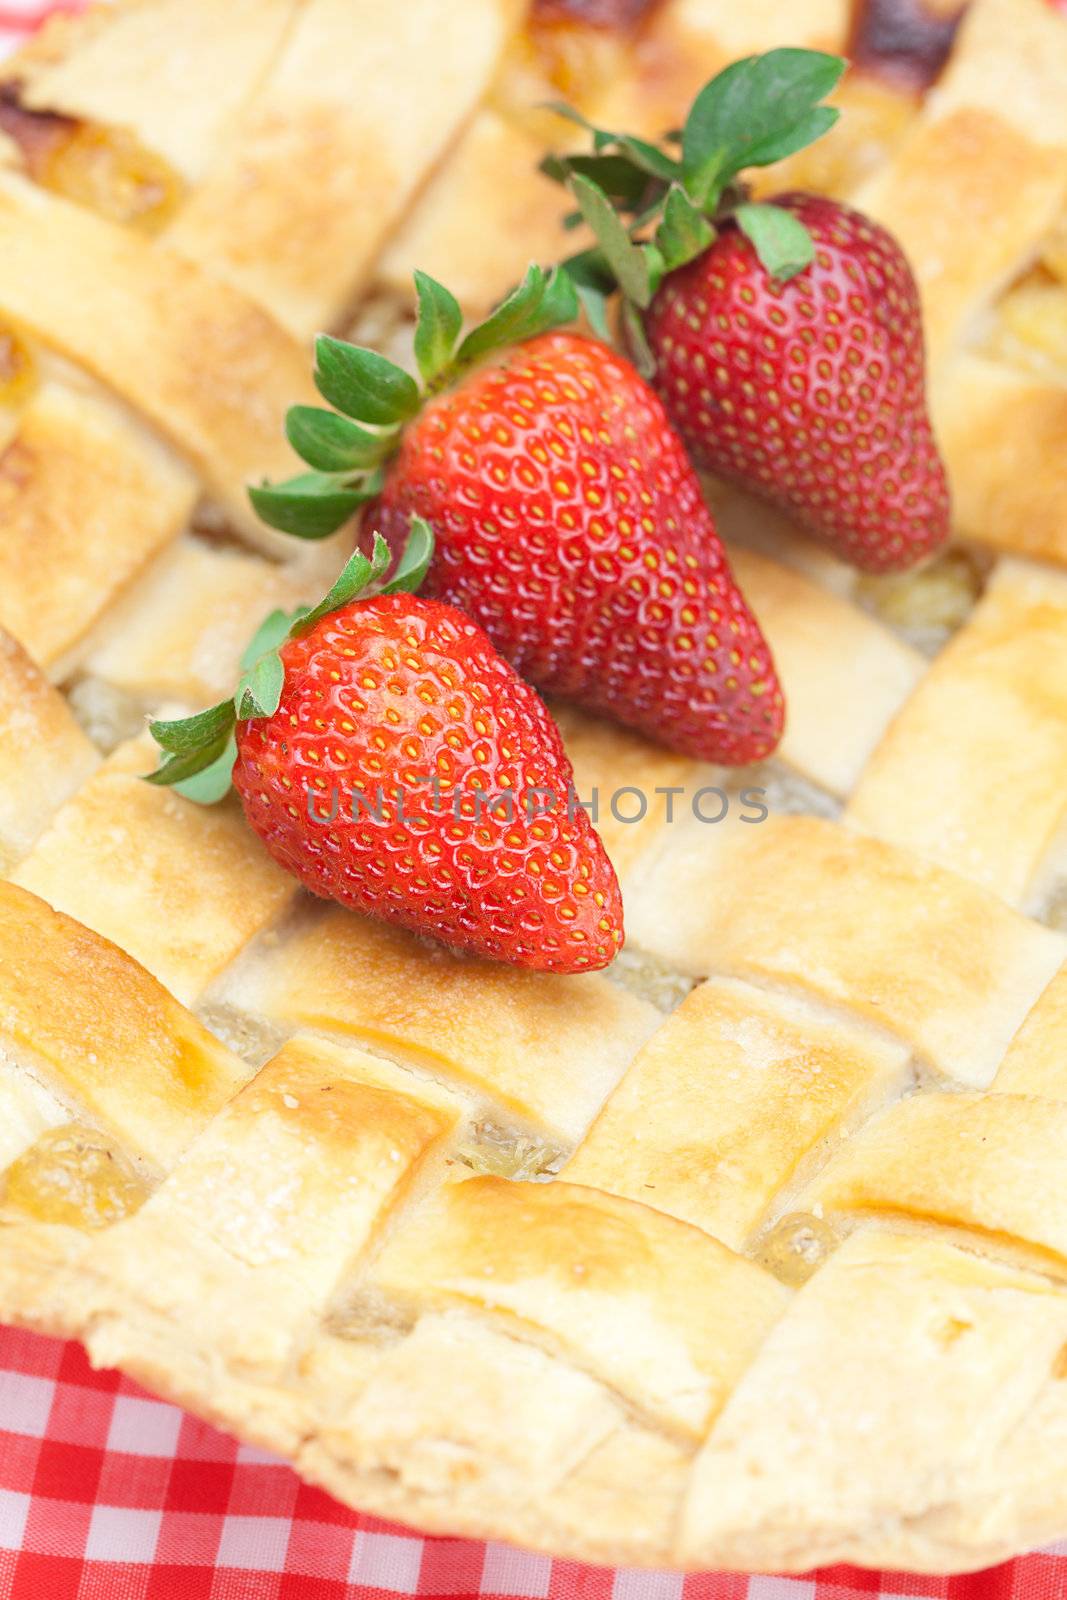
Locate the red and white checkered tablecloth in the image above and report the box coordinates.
[0,0,73,53]
[3,1326,1067,1600]
[3,2,1067,1595]
[5,1320,1067,1600]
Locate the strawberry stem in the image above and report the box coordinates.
[250,265,579,544]
[542,48,846,321]
[144,518,434,804]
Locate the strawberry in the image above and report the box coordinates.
[643,194,950,573]
[146,523,624,974]
[542,49,951,573]
[373,330,782,764]
[251,271,783,765]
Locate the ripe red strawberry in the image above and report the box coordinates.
[250,268,783,767]
[642,195,949,573]
[543,49,951,573]
[372,331,783,765]
[147,528,624,973]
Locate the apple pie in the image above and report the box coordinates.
[0,0,1066,1574]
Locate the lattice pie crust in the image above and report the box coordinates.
[1,0,1067,1573]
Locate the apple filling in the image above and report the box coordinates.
[608,947,696,1012]
[3,1124,148,1230]
[66,676,149,752]
[0,87,182,232]
[459,1119,565,1180]
[991,277,1067,382]
[855,546,986,649]
[1041,213,1067,283]
[0,321,35,408]
[754,1210,838,1286]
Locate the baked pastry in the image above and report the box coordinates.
[1,0,1067,1574]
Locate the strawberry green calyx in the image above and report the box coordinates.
[145,517,434,803]
[541,48,846,368]
[249,264,578,543]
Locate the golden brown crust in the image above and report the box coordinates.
[376,110,582,320]
[0,382,196,672]
[564,976,911,1250]
[0,171,314,546]
[0,628,98,868]
[625,812,1067,1084]
[166,0,525,338]
[727,544,924,797]
[845,559,1067,904]
[12,734,297,1005]
[680,1231,1067,1571]
[210,904,661,1145]
[932,357,1067,566]
[856,0,1067,364]
[996,966,1067,1100]
[10,0,296,182]
[0,881,248,1168]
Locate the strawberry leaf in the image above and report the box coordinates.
[656,185,714,273]
[413,271,463,385]
[248,471,369,539]
[562,247,616,292]
[149,699,234,756]
[454,264,545,365]
[621,300,655,379]
[144,726,234,788]
[234,650,285,721]
[147,697,237,795]
[239,607,300,671]
[615,135,680,183]
[540,101,616,153]
[576,282,611,341]
[382,515,434,594]
[735,201,814,282]
[537,264,581,333]
[643,240,666,299]
[314,335,420,425]
[560,247,616,339]
[171,734,237,803]
[290,533,393,638]
[541,151,650,208]
[453,264,578,368]
[568,174,653,308]
[744,103,840,168]
[537,51,842,320]
[682,50,845,200]
[285,406,394,472]
[146,520,436,804]
[542,104,679,185]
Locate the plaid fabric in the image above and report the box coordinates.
[0,3,1064,1596]
[0,1324,1062,1600]
[0,0,72,53]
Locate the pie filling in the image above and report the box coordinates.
[0,85,182,230]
